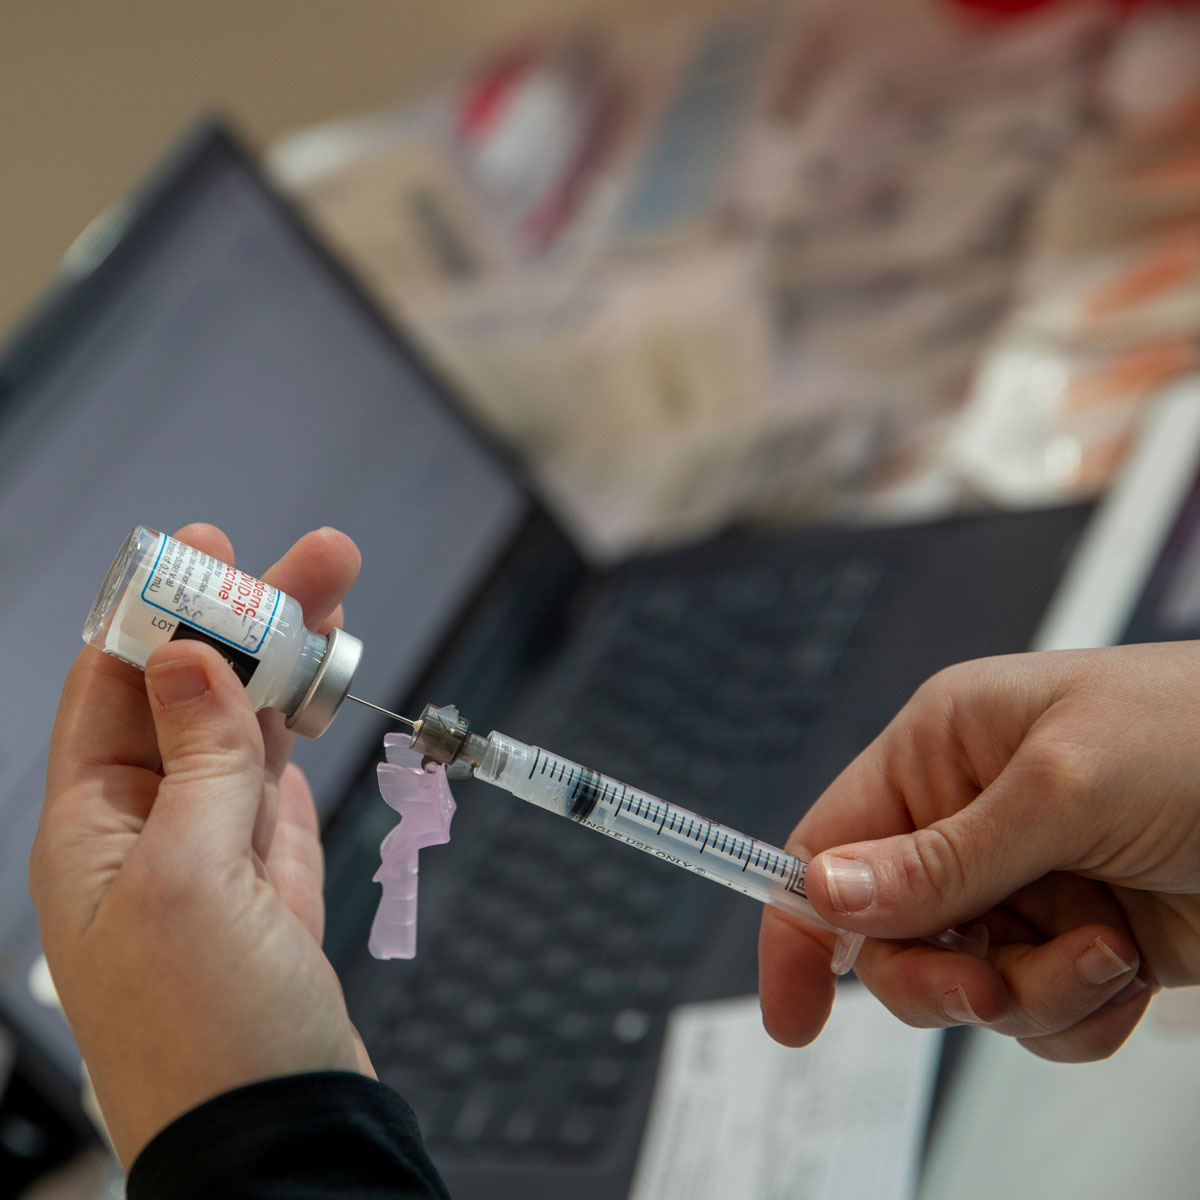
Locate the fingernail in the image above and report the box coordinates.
[1077,937,1135,987]
[1109,962,1152,1008]
[822,855,876,913]
[147,658,210,707]
[1110,974,1149,1007]
[942,985,987,1025]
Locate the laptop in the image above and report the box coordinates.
[0,121,1092,1195]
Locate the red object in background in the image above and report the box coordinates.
[457,45,540,141]
[454,38,621,254]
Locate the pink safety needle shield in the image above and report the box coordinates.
[369,732,457,960]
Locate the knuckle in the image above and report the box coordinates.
[908,671,954,728]
[1019,737,1093,806]
[165,731,260,785]
[901,826,968,905]
[1017,1018,1129,1063]
[912,659,985,714]
[900,660,989,769]
[1004,1003,1060,1042]
[1018,985,1095,1042]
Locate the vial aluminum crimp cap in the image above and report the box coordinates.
[285,625,364,739]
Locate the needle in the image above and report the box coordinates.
[346,695,418,729]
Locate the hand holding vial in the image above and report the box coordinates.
[30,524,371,1167]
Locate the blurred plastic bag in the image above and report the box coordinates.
[1099,4,1200,138]
[949,332,1199,504]
[1018,223,1200,344]
[270,1,1110,555]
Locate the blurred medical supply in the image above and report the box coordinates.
[269,2,1200,553]
[953,5,1200,506]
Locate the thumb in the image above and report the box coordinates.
[805,777,1067,939]
[143,641,266,849]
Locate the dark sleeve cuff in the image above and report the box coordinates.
[126,1071,451,1200]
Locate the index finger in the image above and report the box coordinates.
[254,526,361,784]
[779,662,1012,867]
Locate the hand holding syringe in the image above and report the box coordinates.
[352,699,987,974]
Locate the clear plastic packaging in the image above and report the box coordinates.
[83,525,362,738]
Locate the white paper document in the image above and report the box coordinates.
[629,988,942,1200]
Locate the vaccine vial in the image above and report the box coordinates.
[83,525,363,738]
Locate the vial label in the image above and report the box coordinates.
[140,533,282,655]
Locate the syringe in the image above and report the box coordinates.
[353,700,984,974]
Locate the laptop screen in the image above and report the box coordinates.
[0,128,527,1084]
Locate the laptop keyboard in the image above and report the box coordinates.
[355,553,888,1163]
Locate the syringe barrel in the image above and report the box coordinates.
[473,733,844,935]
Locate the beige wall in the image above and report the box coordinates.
[0,0,721,338]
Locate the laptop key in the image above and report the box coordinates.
[436,1042,480,1080]
[501,1105,541,1148]
[512,987,557,1027]
[579,966,619,1000]
[555,1104,617,1154]
[491,1032,535,1072]
[462,997,503,1036]
[552,1009,604,1050]
[581,1057,630,1097]
[630,964,672,1000]
[611,1006,653,1049]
